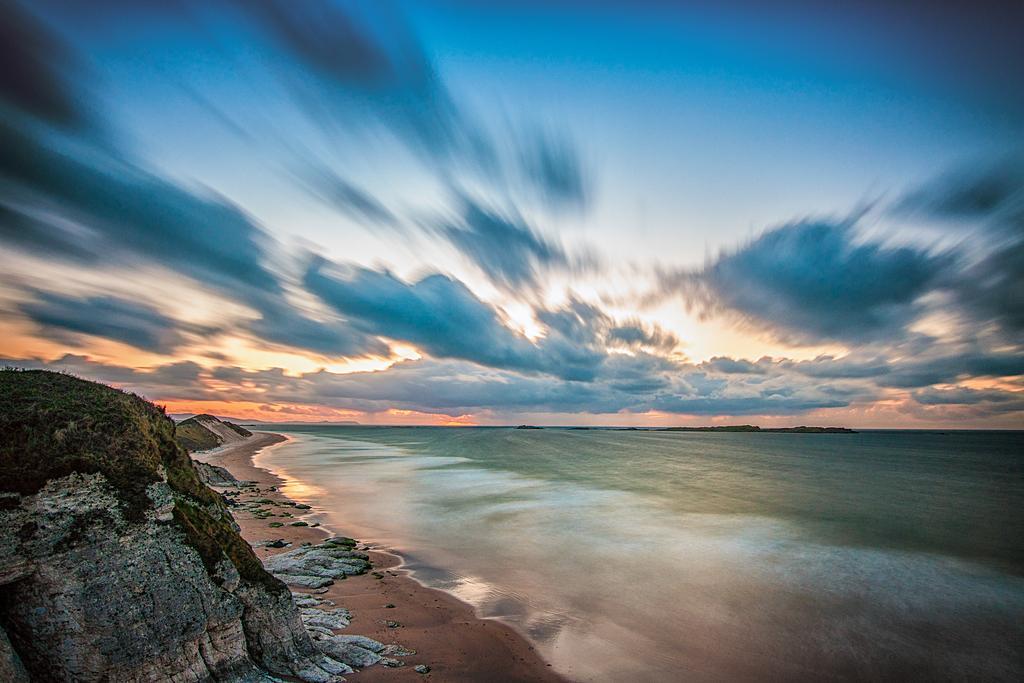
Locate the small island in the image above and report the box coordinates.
[659,425,856,433]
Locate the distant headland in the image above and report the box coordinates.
[517,424,856,433]
[659,425,856,433]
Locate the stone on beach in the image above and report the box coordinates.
[324,536,358,547]
[292,593,334,608]
[312,633,383,668]
[301,607,352,630]
[311,632,414,670]
[262,544,371,584]
[294,654,354,681]
[194,461,240,487]
[280,574,336,589]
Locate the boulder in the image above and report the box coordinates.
[312,634,382,668]
[301,607,352,630]
[262,545,371,583]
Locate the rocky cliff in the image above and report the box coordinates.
[0,369,349,682]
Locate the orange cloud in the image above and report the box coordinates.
[159,398,475,426]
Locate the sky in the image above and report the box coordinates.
[1,0,1022,427]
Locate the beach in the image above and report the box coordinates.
[196,431,564,682]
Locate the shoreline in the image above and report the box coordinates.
[199,431,566,682]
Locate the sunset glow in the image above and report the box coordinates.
[1,1,1021,428]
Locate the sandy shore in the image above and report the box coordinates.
[197,432,566,682]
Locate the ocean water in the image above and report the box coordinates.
[254,427,1024,681]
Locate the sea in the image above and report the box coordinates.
[253,426,1024,681]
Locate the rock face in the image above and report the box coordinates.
[0,370,347,682]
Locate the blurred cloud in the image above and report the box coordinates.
[434,195,575,290]
[303,256,607,380]
[0,0,85,128]
[292,159,400,229]
[518,126,589,211]
[699,357,766,375]
[18,291,211,353]
[891,160,1024,339]
[662,219,952,344]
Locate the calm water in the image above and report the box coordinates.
[254,427,1024,681]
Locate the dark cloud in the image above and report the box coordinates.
[648,394,848,416]
[248,300,386,359]
[878,351,1024,389]
[0,119,381,358]
[237,0,398,87]
[239,1,591,216]
[7,340,1022,421]
[435,196,572,290]
[601,352,676,394]
[303,257,605,380]
[0,0,84,128]
[294,160,399,229]
[518,126,588,210]
[912,387,1022,407]
[0,354,855,419]
[607,322,680,353]
[892,161,1024,229]
[235,0,490,168]
[891,161,1024,338]
[0,86,379,360]
[957,240,1024,337]
[0,202,98,264]
[700,357,766,374]
[5,354,206,402]
[305,259,534,369]
[786,355,891,379]
[668,219,951,343]
[0,120,280,298]
[18,292,209,353]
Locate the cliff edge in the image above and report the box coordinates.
[0,369,349,682]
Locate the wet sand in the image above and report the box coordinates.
[196,432,565,683]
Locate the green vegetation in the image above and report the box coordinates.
[0,368,284,593]
[1,369,180,518]
[173,500,283,592]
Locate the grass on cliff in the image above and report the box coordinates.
[174,499,282,591]
[0,369,285,593]
[0,368,190,517]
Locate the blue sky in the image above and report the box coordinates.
[1,0,1022,426]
